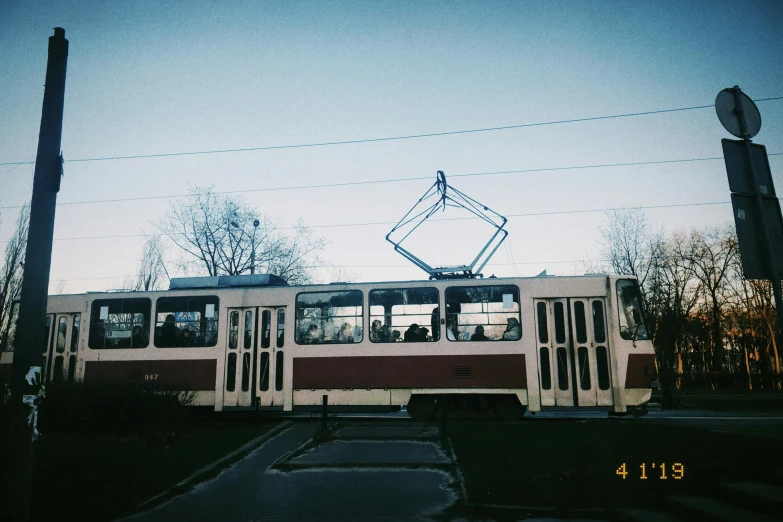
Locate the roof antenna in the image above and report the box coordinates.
[386,170,508,280]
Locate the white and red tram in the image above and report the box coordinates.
[0,274,656,419]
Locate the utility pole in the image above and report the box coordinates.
[2,27,68,522]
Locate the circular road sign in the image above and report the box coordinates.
[715,87,761,138]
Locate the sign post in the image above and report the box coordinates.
[717,86,783,369]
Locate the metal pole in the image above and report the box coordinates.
[3,28,68,522]
[250,237,255,275]
[251,219,258,275]
[732,86,783,358]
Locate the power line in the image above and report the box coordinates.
[0,199,742,245]
[1,152,780,211]
[3,96,782,167]
[48,259,590,284]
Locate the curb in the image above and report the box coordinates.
[136,420,293,511]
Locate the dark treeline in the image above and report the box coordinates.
[599,209,780,390]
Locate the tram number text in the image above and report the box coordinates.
[144,374,159,381]
[616,463,684,480]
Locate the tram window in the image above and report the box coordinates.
[539,347,552,390]
[596,346,610,390]
[578,347,591,390]
[229,311,238,349]
[1,300,19,352]
[241,352,251,392]
[592,301,606,343]
[89,298,151,349]
[369,288,439,343]
[259,351,270,391]
[43,316,52,353]
[67,355,76,383]
[295,290,363,345]
[53,356,63,383]
[70,314,80,352]
[554,302,566,344]
[445,285,521,342]
[154,296,219,348]
[277,309,285,348]
[574,301,587,344]
[261,310,271,348]
[536,303,548,344]
[56,317,67,353]
[245,311,255,349]
[556,347,568,390]
[617,280,649,341]
[226,352,237,392]
[595,346,609,390]
[275,351,284,391]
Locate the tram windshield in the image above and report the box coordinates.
[616,279,648,341]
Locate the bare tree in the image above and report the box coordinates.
[0,206,29,351]
[599,208,663,290]
[132,235,168,291]
[684,227,738,382]
[157,185,325,283]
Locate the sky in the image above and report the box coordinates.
[1,0,782,294]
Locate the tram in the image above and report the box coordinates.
[0,273,656,419]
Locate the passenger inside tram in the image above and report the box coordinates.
[503,317,522,340]
[131,325,148,348]
[157,314,178,347]
[446,319,458,341]
[392,330,401,342]
[403,323,421,342]
[471,325,488,341]
[339,323,354,342]
[369,320,383,342]
[177,328,194,347]
[304,324,320,343]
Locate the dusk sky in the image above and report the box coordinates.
[1,0,782,293]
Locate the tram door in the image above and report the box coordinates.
[224,308,256,407]
[534,299,613,407]
[257,307,285,407]
[42,313,82,384]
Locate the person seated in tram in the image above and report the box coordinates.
[471,325,489,341]
[339,323,354,342]
[418,326,430,341]
[404,323,421,342]
[446,319,458,341]
[177,328,195,347]
[381,324,392,343]
[352,325,362,343]
[158,314,179,347]
[89,322,114,349]
[131,325,148,348]
[369,320,383,342]
[303,324,320,344]
[392,330,401,342]
[503,317,522,341]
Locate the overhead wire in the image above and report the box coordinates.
[2,95,782,167]
[0,153,781,211]
[48,259,595,284]
[0,199,747,245]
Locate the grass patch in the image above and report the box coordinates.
[27,417,280,522]
[448,419,783,511]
